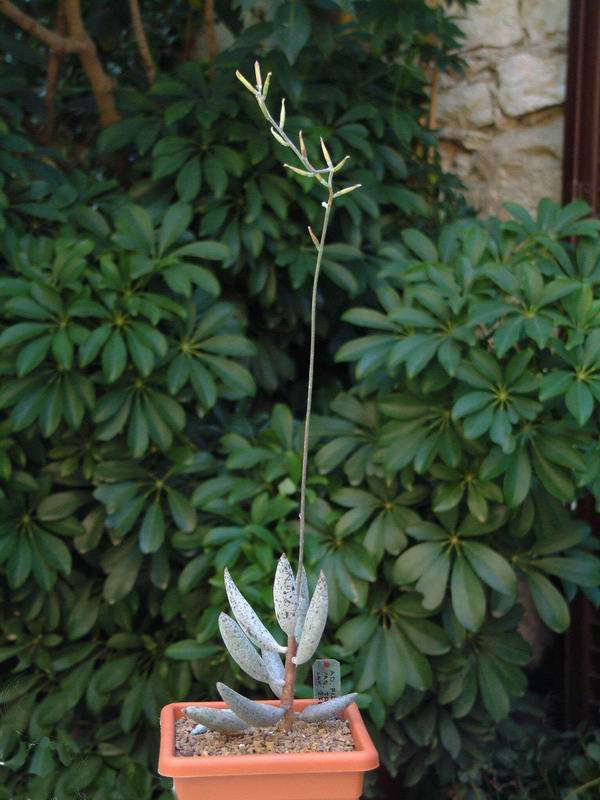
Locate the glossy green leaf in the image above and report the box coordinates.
[451,553,485,631]
[139,502,165,553]
[526,570,570,633]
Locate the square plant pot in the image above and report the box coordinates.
[158,698,379,800]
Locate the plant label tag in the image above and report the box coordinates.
[312,658,341,701]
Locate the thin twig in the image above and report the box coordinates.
[296,177,333,598]
[129,0,156,85]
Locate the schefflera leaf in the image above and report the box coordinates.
[224,568,287,654]
[218,612,269,682]
[262,649,285,698]
[293,571,328,665]
[217,682,285,728]
[297,693,358,723]
[184,706,250,734]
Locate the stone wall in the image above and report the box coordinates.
[438,0,569,217]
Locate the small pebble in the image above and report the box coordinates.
[175,715,354,757]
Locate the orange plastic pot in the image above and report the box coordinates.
[158,698,379,800]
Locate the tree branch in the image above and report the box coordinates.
[0,0,81,52]
[204,0,218,61]
[62,0,120,127]
[129,0,156,85]
[1,0,120,128]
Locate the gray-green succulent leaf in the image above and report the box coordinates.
[297,693,358,723]
[273,553,298,636]
[293,571,328,665]
[267,680,284,699]
[261,649,285,698]
[184,706,250,734]
[224,568,287,654]
[191,724,208,735]
[217,682,286,728]
[218,612,270,683]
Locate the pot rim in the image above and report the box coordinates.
[158,698,379,778]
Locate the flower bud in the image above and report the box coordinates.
[284,164,313,177]
[320,137,333,167]
[299,130,307,159]
[333,183,362,198]
[262,72,272,98]
[333,155,350,173]
[308,226,320,249]
[254,61,263,90]
[236,70,257,95]
[271,128,289,147]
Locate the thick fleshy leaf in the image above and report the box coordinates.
[297,694,358,722]
[184,706,249,734]
[293,571,328,665]
[191,724,208,735]
[218,613,269,682]
[216,682,285,728]
[261,649,285,697]
[224,569,287,654]
[273,553,297,636]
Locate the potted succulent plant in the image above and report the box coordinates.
[158,63,379,799]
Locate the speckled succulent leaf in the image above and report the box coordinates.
[294,566,310,641]
[267,679,284,698]
[217,682,286,728]
[273,553,298,636]
[224,568,287,654]
[293,571,328,665]
[219,612,269,683]
[261,649,285,698]
[297,693,358,723]
[183,706,250,734]
[191,724,208,735]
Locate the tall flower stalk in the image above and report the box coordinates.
[236,62,360,727]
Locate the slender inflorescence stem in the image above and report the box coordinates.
[236,62,360,728]
[296,173,333,602]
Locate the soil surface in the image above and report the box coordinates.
[175,715,355,756]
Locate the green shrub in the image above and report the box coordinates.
[3,3,598,799]
[324,198,600,793]
[0,2,479,798]
[452,695,600,799]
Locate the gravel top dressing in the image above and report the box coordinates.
[175,715,355,757]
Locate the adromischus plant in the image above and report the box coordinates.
[184,64,361,736]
